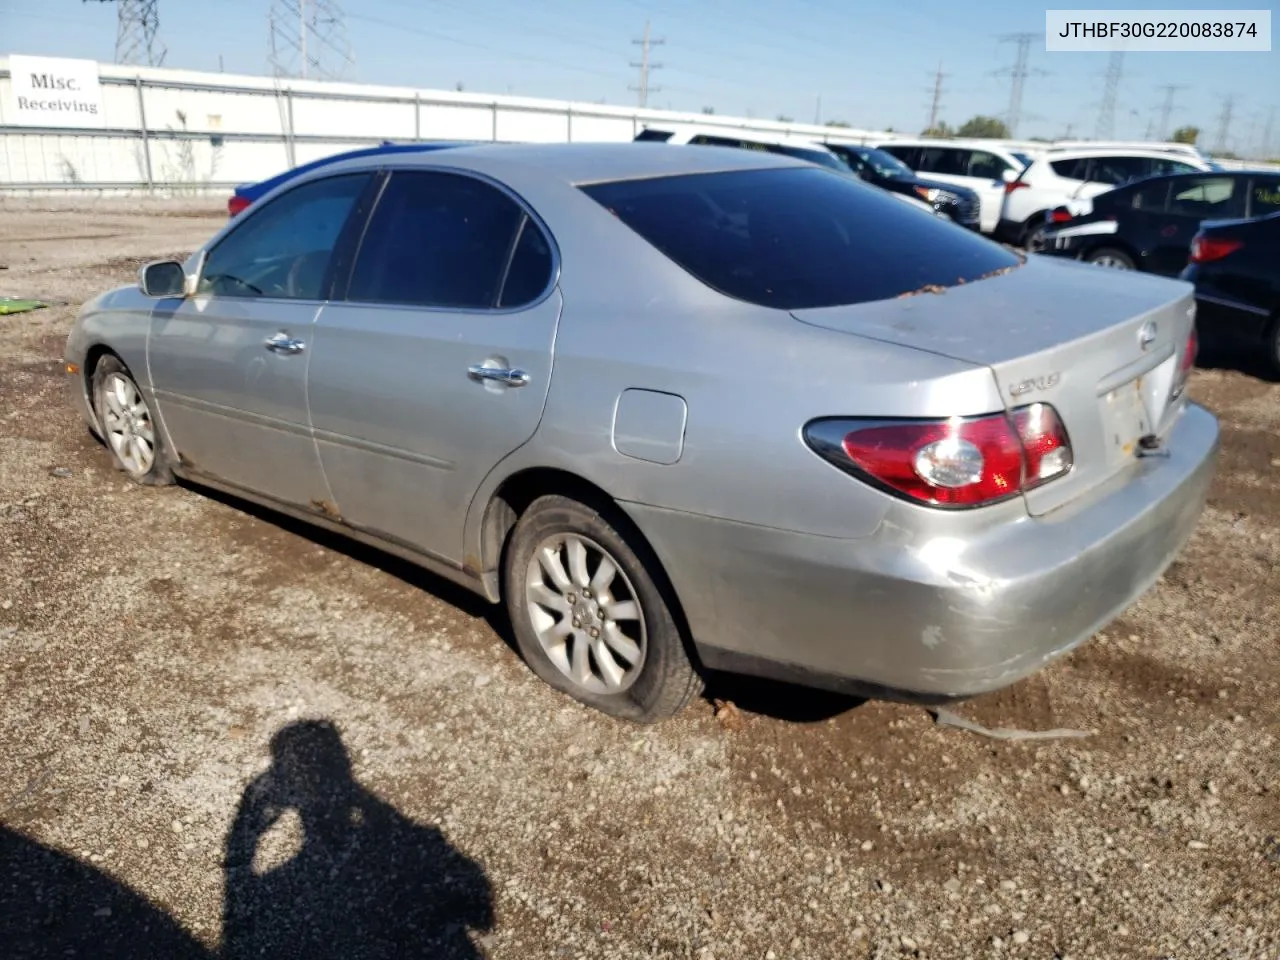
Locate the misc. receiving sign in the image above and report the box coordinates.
[5,55,105,128]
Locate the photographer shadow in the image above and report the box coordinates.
[222,719,494,960]
[2,718,493,960]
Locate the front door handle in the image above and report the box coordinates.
[468,364,529,387]
[264,332,306,355]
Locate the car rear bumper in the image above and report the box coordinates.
[625,402,1219,700]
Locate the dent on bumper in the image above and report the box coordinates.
[626,403,1220,700]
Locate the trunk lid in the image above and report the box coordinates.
[791,255,1196,516]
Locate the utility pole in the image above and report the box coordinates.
[630,21,664,109]
[1094,51,1123,140]
[268,0,354,80]
[994,33,1042,137]
[84,0,166,67]
[1155,83,1187,140]
[1214,94,1235,154]
[926,60,946,131]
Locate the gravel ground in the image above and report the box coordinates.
[1,198,1277,960]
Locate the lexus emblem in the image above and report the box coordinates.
[1138,320,1157,351]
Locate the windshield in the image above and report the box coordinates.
[582,167,1020,310]
[841,146,914,179]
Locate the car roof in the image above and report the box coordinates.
[319,140,809,185]
[1031,147,1211,163]
[644,124,838,150]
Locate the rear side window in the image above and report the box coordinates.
[1090,156,1152,186]
[346,170,534,309]
[1051,157,1089,180]
[635,128,673,142]
[1168,177,1243,218]
[582,167,1020,310]
[1129,179,1171,211]
[880,145,921,168]
[918,147,967,176]
[1250,176,1280,216]
[1152,158,1200,176]
[967,150,1009,179]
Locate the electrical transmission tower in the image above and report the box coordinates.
[268,0,355,81]
[84,0,166,67]
[1154,83,1188,140]
[630,21,664,108]
[993,33,1044,137]
[1214,94,1235,154]
[1094,51,1124,140]
[925,61,947,131]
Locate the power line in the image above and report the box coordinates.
[1094,51,1123,140]
[1214,94,1236,154]
[83,0,166,67]
[993,33,1045,137]
[268,0,355,81]
[926,60,946,131]
[629,20,664,108]
[1155,83,1188,139]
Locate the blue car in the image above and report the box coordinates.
[227,141,475,216]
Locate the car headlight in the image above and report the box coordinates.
[913,186,941,203]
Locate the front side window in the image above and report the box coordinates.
[582,167,1020,311]
[634,128,673,142]
[1151,158,1201,176]
[199,173,371,300]
[346,170,535,310]
[879,145,921,169]
[1168,177,1242,218]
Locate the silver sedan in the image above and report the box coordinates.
[65,143,1220,722]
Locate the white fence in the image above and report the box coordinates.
[0,56,891,195]
[4,55,1275,195]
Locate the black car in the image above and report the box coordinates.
[1179,210,1280,375]
[1036,170,1280,275]
[823,144,982,230]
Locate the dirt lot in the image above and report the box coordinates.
[1,198,1277,960]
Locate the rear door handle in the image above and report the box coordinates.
[265,332,306,355]
[468,364,529,387]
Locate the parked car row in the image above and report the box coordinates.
[75,141,1218,723]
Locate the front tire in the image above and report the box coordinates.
[92,355,173,486]
[503,494,703,723]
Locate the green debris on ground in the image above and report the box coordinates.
[0,298,49,315]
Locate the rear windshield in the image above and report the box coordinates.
[581,167,1020,310]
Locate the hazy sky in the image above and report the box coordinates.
[3,0,1277,152]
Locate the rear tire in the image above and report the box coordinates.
[1085,247,1136,270]
[503,494,703,723]
[92,355,173,486]
[1021,216,1049,251]
[1266,317,1280,380]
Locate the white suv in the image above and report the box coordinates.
[997,148,1212,247]
[634,125,940,215]
[634,125,852,173]
[869,139,1039,233]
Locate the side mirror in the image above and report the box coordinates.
[138,260,187,298]
[1000,168,1018,184]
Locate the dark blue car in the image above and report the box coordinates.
[227,141,475,216]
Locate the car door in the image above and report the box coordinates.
[147,171,374,505]
[306,168,561,564]
[1153,175,1247,275]
[963,149,1016,232]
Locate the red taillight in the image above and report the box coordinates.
[1188,235,1242,263]
[228,194,252,217]
[1004,180,1030,194]
[1050,208,1072,223]
[805,403,1073,509]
